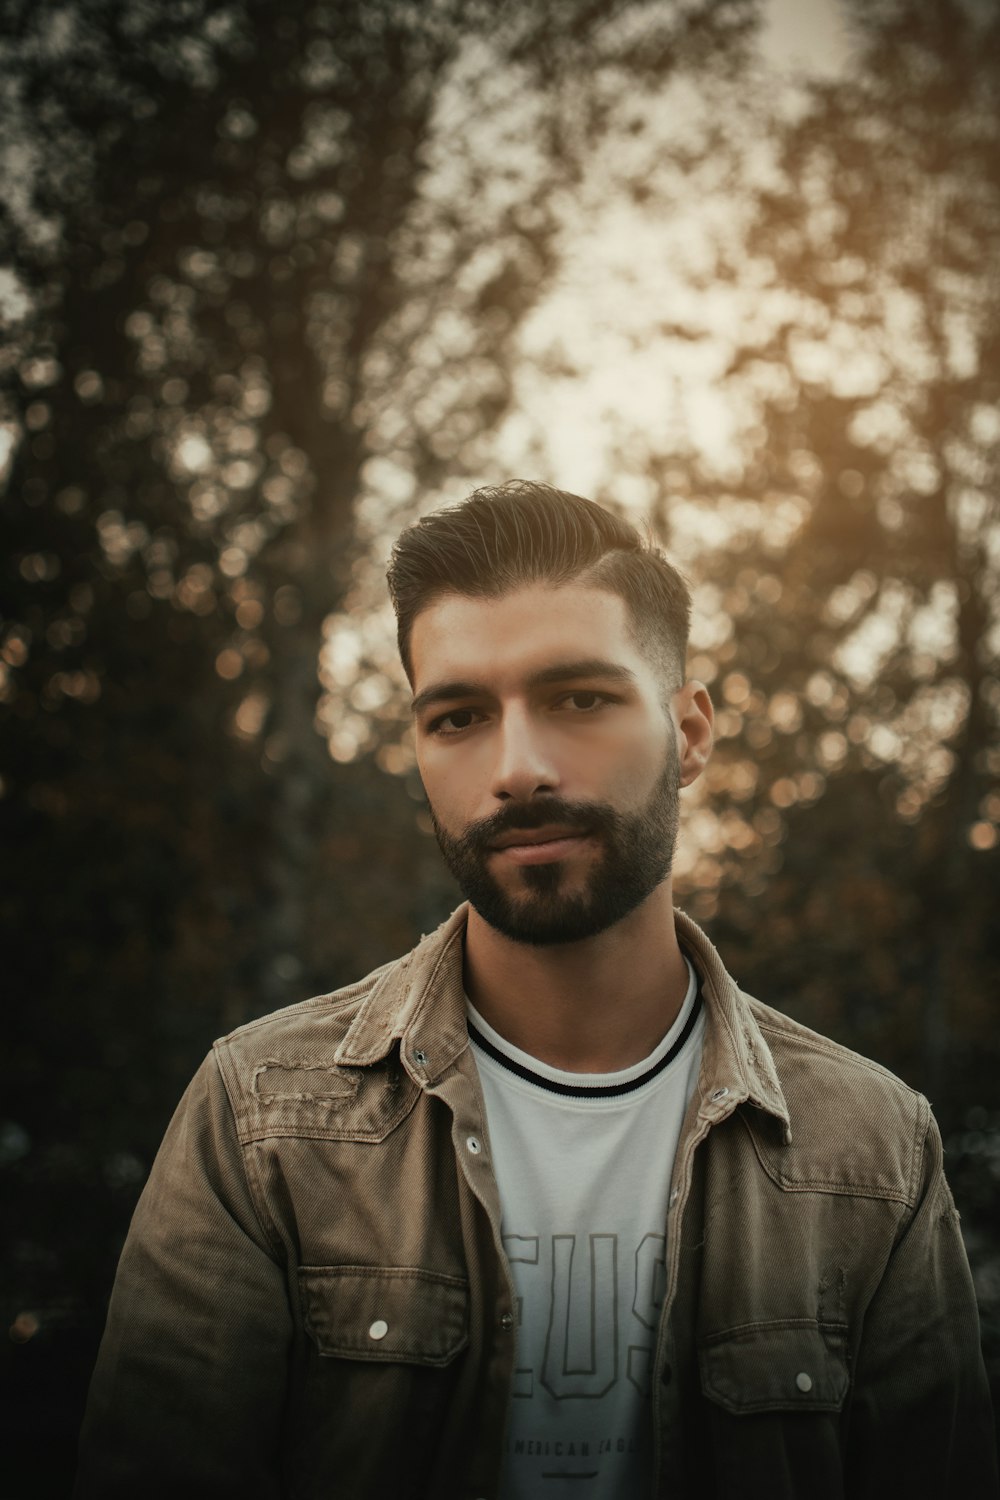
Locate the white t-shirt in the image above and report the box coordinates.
[468,960,705,1500]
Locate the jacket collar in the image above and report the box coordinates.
[334,903,792,1142]
[333,906,470,1077]
[674,907,792,1144]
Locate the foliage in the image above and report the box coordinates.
[686,0,1000,1084]
[3,0,999,1479]
[685,0,1000,1409]
[0,1,760,1490]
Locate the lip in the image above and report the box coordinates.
[489,827,593,866]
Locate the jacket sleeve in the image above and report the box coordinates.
[846,1106,999,1498]
[74,1052,293,1499]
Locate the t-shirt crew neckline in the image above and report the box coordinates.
[466,954,701,1105]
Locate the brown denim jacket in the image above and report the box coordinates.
[75,906,997,1499]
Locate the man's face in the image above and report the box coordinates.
[410,582,683,945]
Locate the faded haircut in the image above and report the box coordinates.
[387,480,691,689]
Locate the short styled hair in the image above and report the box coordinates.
[387,480,691,688]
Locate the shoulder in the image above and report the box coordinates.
[192,944,440,1152]
[747,993,924,1110]
[216,956,399,1059]
[201,908,470,1142]
[208,954,406,1120]
[741,994,934,1207]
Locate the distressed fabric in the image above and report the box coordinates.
[74,905,998,1500]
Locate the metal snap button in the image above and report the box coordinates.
[368,1319,388,1341]
[466,1135,482,1155]
[413,1049,428,1066]
[669,1186,680,1207]
[795,1371,813,1393]
[710,1086,730,1102]
[500,1312,514,1331]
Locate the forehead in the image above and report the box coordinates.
[409,582,646,689]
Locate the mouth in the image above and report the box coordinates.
[489,825,593,866]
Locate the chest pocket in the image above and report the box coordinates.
[299,1265,469,1366]
[699,1319,850,1414]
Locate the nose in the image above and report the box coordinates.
[490,705,560,802]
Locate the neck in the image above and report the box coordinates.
[462,880,688,1072]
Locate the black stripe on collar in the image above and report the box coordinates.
[467,983,703,1100]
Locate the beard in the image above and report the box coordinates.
[428,745,681,946]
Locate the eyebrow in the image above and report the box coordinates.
[410,658,639,717]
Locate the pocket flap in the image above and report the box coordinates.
[700,1321,849,1415]
[299,1265,469,1367]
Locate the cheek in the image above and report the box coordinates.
[579,720,669,782]
[417,752,475,828]
[600,733,675,806]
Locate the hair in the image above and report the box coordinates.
[387,480,691,690]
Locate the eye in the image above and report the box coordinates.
[558,690,613,713]
[428,707,484,736]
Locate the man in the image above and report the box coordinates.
[76,481,996,1499]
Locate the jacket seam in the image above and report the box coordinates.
[892,1105,935,1244]
[700,1316,849,1342]
[219,974,390,1047]
[212,1040,286,1260]
[755,1017,922,1098]
[908,1095,932,1207]
[737,1110,920,1205]
[299,1264,469,1288]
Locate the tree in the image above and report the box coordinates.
[666,0,1000,1415]
[0,1,761,1487]
[684,0,1000,1094]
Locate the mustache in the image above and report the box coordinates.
[449,797,623,855]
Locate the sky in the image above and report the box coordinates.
[761,0,850,75]
[499,0,853,502]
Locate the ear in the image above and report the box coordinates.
[672,680,714,787]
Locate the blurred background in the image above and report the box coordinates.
[2,0,998,1491]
